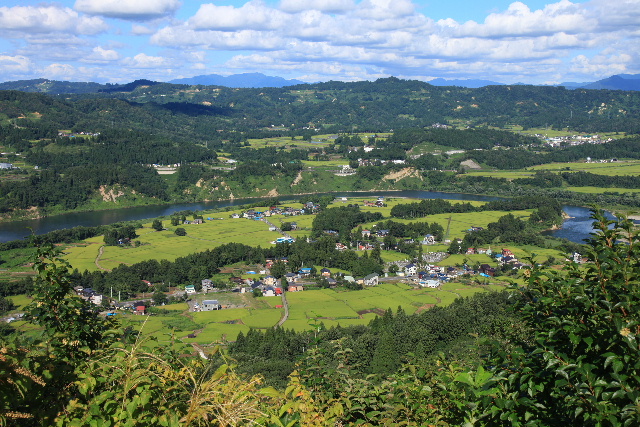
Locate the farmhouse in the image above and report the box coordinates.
[422,234,436,245]
[201,279,213,292]
[202,300,222,311]
[363,273,379,286]
[404,263,417,276]
[419,279,440,288]
[263,275,277,286]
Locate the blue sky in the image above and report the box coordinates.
[0,0,636,85]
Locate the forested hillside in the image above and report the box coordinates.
[2,78,640,218]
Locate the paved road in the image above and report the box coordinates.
[276,292,289,328]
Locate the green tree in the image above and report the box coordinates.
[270,261,288,279]
[25,244,114,359]
[151,219,163,231]
[152,290,168,305]
[175,227,187,236]
[0,295,16,314]
[480,209,640,426]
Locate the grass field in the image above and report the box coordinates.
[6,278,504,348]
[464,170,534,180]
[529,160,640,175]
[280,282,491,332]
[61,197,537,273]
[360,209,531,242]
[506,126,627,140]
[566,186,640,194]
[66,208,283,271]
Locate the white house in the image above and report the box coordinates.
[202,300,222,311]
[363,273,379,286]
[419,279,440,288]
[404,263,417,276]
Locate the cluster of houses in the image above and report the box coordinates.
[541,134,613,148]
[73,286,150,315]
[57,131,100,138]
[392,247,528,287]
[74,286,104,305]
[362,197,386,207]
[233,203,321,220]
[355,157,406,167]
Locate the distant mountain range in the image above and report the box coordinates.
[2,73,640,93]
[566,74,640,91]
[429,74,640,91]
[168,72,306,88]
[427,78,504,88]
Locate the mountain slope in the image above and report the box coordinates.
[169,72,306,88]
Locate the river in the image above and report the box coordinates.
[0,191,603,244]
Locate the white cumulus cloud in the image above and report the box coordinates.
[122,53,173,68]
[153,26,286,50]
[74,0,181,21]
[82,47,121,64]
[0,5,107,35]
[279,0,356,13]
[454,1,593,38]
[0,55,33,74]
[43,63,81,80]
[189,1,286,31]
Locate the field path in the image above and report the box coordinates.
[94,245,111,272]
[275,293,289,328]
[262,218,295,240]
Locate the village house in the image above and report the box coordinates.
[422,234,436,245]
[263,286,276,297]
[299,267,313,277]
[284,272,298,283]
[263,275,277,286]
[320,268,331,277]
[335,243,348,251]
[201,279,213,292]
[479,264,496,277]
[404,263,417,276]
[202,300,222,311]
[419,279,440,288]
[363,273,379,286]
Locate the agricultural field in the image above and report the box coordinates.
[529,160,640,175]
[280,282,495,332]
[360,209,532,243]
[6,279,508,349]
[301,159,351,169]
[64,207,284,272]
[505,126,626,140]
[60,196,539,274]
[566,186,640,193]
[464,170,534,180]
